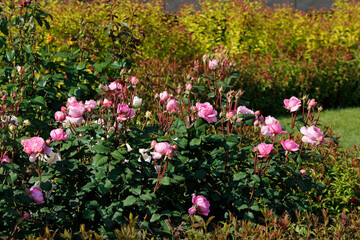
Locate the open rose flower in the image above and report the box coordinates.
[280,139,299,152]
[159,91,169,103]
[66,102,85,125]
[208,59,218,70]
[1,155,11,164]
[102,98,112,108]
[108,81,122,91]
[50,128,68,141]
[22,137,51,162]
[166,99,179,113]
[117,104,135,121]
[196,102,217,123]
[130,76,139,85]
[261,116,287,136]
[188,194,210,216]
[85,100,97,112]
[300,126,325,146]
[256,143,274,158]
[284,96,301,112]
[28,187,44,204]
[150,142,176,160]
[54,111,66,121]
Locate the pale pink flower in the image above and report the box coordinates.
[189,194,210,216]
[209,59,218,70]
[166,99,179,113]
[117,104,135,121]
[196,102,218,123]
[308,99,317,108]
[150,142,173,160]
[50,128,68,141]
[108,81,122,91]
[66,97,78,107]
[1,155,11,164]
[28,187,44,204]
[202,54,208,62]
[22,137,51,162]
[226,111,236,121]
[256,143,274,158]
[102,98,112,108]
[300,126,325,145]
[85,100,97,112]
[17,66,25,73]
[67,102,85,118]
[261,116,287,136]
[300,169,307,175]
[284,96,301,112]
[237,106,255,115]
[280,139,299,152]
[159,91,169,103]
[130,76,139,85]
[54,111,66,121]
[186,83,192,92]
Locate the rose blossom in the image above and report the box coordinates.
[185,83,192,92]
[54,111,66,121]
[256,143,274,158]
[108,81,122,91]
[166,99,179,113]
[159,91,169,103]
[132,96,143,107]
[102,98,112,108]
[130,76,139,85]
[117,104,135,121]
[261,116,287,136]
[66,97,78,107]
[67,102,85,118]
[22,137,51,162]
[280,139,299,152]
[1,155,11,164]
[150,142,176,160]
[50,128,68,141]
[208,59,218,70]
[188,194,210,216]
[300,125,325,145]
[85,100,97,112]
[283,96,301,112]
[300,169,307,175]
[237,106,255,115]
[196,102,218,123]
[28,187,44,204]
[308,99,317,108]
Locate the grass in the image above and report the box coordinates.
[277,107,360,149]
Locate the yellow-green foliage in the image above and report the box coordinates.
[41,0,198,60]
[178,0,360,57]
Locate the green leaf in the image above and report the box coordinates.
[252,174,261,183]
[81,182,95,193]
[77,62,86,70]
[23,44,32,54]
[6,49,15,62]
[234,172,247,181]
[111,150,125,161]
[150,213,161,222]
[190,138,201,149]
[32,96,45,106]
[93,144,110,154]
[92,154,108,167]
[195,169,207,180]
[161,177,171,185]
[123,195,136,206]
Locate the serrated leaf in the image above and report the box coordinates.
[93,144,110,154]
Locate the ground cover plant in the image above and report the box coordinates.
[0,0,360,238]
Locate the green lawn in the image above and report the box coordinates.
[277,107,360,149]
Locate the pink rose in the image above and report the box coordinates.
[61,106,67,113]
[54,111,66,121]
[130,76,139,85]
[237,106,254,115]
[50,128,68,141]
[226,110,236,121]
[159,91,169,103]
[166,99,179,113]
[308,99,317,108]
[150,142,173,160]
[196,102,218,123]
[280,139,299,152]
[117,104,135,121]
[261,116,287,136]
[102,98,113,108]
[66,97,78,107]
[185,83,192,92]
[85,100,97,112]
[256,143,274,158]
[28,187,44,204]
[189,194,210,216]
[108,81,121,91]
[67,102,85,118]
[208,59,218,70]
[300,126,325,145]
[284,96,301,112]
[22,137,51,162]
[202,54,208,62]
[1,155,11,164]
[300,169,307,175]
